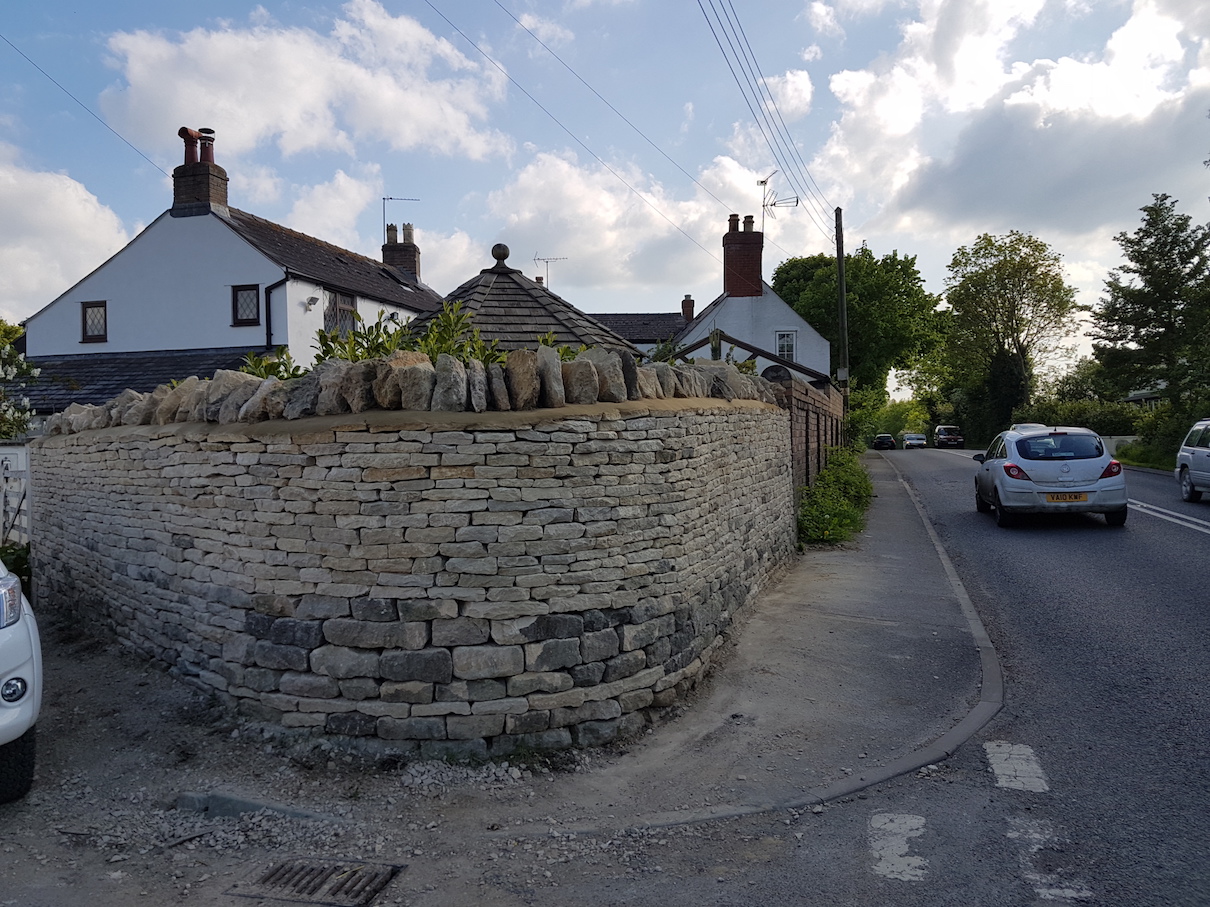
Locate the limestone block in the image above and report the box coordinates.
[578,349,626,403]
[560,359,599,406]
[602,649,646,682]
[310,644,380,679]
[507,671,574,696]
[505,349,540,410]
[550,698,621,728]
[467,358,489,413]
[153,376,200,425]
[106,388,144,424]
[283,370,323,420]
[580,627,620,663]
[206,370,263,422]
[619,349,641,401]
[380,648,453,683]
[323,618,427,650]
[490,614,584,645]
[316,361,353,416]
[381,680,434,703]
[431,617,490,647]
[525,637,581,672]
[536,345,566,408]
[487,362,511,411]
[253,640,309,672]
[446,714,505,740]
[570,662,605,687]
[341,360,378,413]
[431,354,468,412]
[618,688,654,712]
[572,718,620,746]
[504,711,551,734]
[237,377,286,422]
[398,355,437,411]
[412,701,471,717]
[452,644,524,680]
[377,716,446,740]
[619,614,675,651]
[184,380,210,422]
[269,618,325,649]
[279,672,341,698]
[470,697,528,715]
[651,361,678,398]
[635,367,663,399]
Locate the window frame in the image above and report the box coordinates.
[231,284,261,326]
[775,330,797,363]
[81,301,107,343]
[323,288,358,337]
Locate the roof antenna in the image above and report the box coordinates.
[533,253,567,287]
[382,196,419,241]
[758,171,798,231]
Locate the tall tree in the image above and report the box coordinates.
[0,320,39,438]
[942,231,1080,438]
[1091,193,1210,402]
[771,245,939,392]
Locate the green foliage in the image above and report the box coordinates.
[725,347,757,375]
[876,398,931,438]
[414,302,504,365]
[647,334,682,363]
[240,346,306,380]
[537,332,587,362]
[314,310,417,364]
[1091,193,1210,404]
[0,320,40,439]
[797,447,873,544]
[1011,399,1142,436]
[1114,393,1210,469]
[0,543,30,597]
[772,245,941,390]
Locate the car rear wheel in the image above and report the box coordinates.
[993,492,1015,528]
[0,725,36,804]
[1105,508,1128,527]
[1180,468,1202,503]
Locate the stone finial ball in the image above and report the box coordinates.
[492,243,510,262]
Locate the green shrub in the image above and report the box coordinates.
[797,447,873,544]
[0,542,30,597]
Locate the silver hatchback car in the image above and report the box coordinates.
[1175,417,1210,502]
[973,426,1128,527]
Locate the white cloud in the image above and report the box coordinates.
[285,166,381,254]
[808,2,843,37]
[517,14,575,47]
[764,69,815,119]
[0,144,130,322]
[99,0,512,164]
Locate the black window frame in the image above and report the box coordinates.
[231,284,261,326]
[81,300,107,343]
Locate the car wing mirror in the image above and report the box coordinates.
[972,453,985,463]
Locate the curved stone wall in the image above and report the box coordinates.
[30,398,794,760]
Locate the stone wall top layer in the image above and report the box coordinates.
[31,397,795,762]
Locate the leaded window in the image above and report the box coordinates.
[323,289,357,336]
[82,301,107,343]
[232,285,260,325]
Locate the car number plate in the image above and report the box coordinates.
[1046,492,1088,502]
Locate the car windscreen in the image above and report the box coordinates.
[1014,434,1103,460]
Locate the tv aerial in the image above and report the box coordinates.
[533,253,567,287]
[758,171,798,231]
[381,196,419,241]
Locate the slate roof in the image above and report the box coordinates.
[592,312,687,345]
[421,246,638,353]
[20,347,257,415]
[220,209,444,313]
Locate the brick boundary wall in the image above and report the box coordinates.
[30,399,795,761]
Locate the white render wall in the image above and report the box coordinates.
[26,213,281,357]
[679,286,831,376]
[30,400,795,760]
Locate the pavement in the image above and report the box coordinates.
[459,452,1004,833]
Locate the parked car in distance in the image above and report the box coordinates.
[972,425,1128,528]
[1175,417,1210,502]
[934,425,965,449]
[0,562,40,803]
[902,433,927,449]
[872,433,896,450]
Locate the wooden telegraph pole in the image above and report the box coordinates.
[835,207,850,429]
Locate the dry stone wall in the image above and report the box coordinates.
[31,396,795,761]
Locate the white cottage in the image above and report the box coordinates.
[21,127,442,415]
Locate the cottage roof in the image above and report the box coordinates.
[592,312,687,345]
[21,347,254,416]
[421,245,637,353]
[220,209,443,313]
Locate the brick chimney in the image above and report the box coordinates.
[681,294,695,321]
[722,213,763,297]
[382,223,421,280]
[171,127,229,217]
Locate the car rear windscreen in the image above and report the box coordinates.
[1014,434,1103,460]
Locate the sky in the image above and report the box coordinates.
[2,0,1208,373]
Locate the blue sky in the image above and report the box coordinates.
[2,0,1208,371]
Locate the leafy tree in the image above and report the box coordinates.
[771,245,940,392]
[0,320,40,439]
[942,231,1080,439]
[1043,357,1116,403]
[1091,193,1210,403]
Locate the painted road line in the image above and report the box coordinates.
[1007,817,1094,902]
[868,813,928,881]
[1127,499,1210,535]
[984,742,1049,792]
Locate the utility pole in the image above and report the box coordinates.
[835,207,850,423]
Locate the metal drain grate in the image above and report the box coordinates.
[226,858,406,906]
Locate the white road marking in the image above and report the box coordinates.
[1127,499,1210,536]
[868,813,928,881]
[985,741,1050,791]
[1007,817,1094,902]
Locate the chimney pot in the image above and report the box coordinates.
[386,223,398,244]
[681,294,695,321]
[172,127,228,215]
[728,213,740,232]
[743,214,755,232]
[535,276,544,286]
[721,214,763,297]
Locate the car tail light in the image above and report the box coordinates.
[1002,462,1032,480]
[1100,460,1122,478]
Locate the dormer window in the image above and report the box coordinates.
[81,301,107,343]
[232,285,260,325]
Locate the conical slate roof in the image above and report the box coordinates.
[428,244,637,353]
